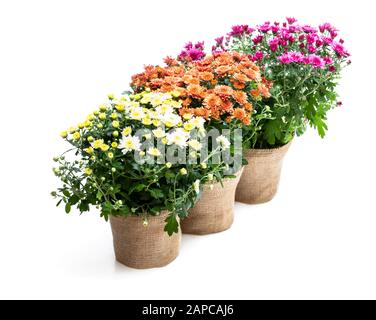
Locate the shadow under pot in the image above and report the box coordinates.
[110,211,181,269]
[181,168,244,235]
[236,141,292,204]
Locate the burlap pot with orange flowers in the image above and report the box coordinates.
[236,142,292,204]
[110,211,181,269]
[181,168,244,235]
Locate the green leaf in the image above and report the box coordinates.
[263,120,282,146]
[314,115,328,138]
[149,189,164,199]
[130,183,146,194]
[164,213,179,236]
[70,195,80,206]
[65,203,71,214]
[56,199,63,207]
[63,190,70,197]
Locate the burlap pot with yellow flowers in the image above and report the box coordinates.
[236,142,292,204]
[110,211,181,269]
[181,168,244,235]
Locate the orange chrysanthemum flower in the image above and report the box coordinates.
[244,102,253,111]
[200,72,215,81]
[204,94,222,109]
[214,85,234,97]
[258,84,271,98]
[194,107,211,119]
[233,108,247,121]
[242,116,251,125]
[233,73,249,84]
[233,91,248,105]
[232,80,246,90]
[220,99,234,113]
[242,68,259,80]
[215,65,232,75]
[250,88,261,98]
[187,84,204,98]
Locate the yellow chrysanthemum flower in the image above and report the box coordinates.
[87,136,94,142]
[100,144,110,152]
[152,119,161,127]
[68,126,76,134]
[184,123,195,131]
[84,147,94,155]
[147,147,161,157]
[142,117,152,126]
[111,112,118,119]
[111,142,118,148]
[166,162,172,169]
[84,168,93,176]
[112,121,120,128]
[171,90,181,98]
[60,131,68,138]
[115,104,125,112]
[180,168,188,175]
[92,139,104,149]
[122,127,132,136]
[107,93,115,100]
[99,113,106,120]
[73,132,81,141]
[108,152,114,160]
[99,104,107,111]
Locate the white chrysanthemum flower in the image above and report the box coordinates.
[190,117,206,129]
[188,139,202,151]
[156,104,174,115]
[118,136,141,154]
[129,107,145,120]
[163,114,182,128]
[152,128,166,139]
[166,128,189,147]
[216,135,231,150]
[147,147,162,157]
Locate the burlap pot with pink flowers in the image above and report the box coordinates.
[236,142,292,204]
[181,168,244,235]
[110,211,181,269]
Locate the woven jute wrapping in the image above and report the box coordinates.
[181,168,244,235]
[109,211,181,269]
[236,142,292,204]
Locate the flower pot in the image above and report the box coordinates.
[109,211,181,269]
[236,141,292,204]
[181,168,244,235]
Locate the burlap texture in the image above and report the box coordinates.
[236,142,292,204]
[109,211,181,269]
[181,168,244,235]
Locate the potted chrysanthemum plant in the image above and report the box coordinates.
[211,18,351,204]
[52,91,230,268]
[131,50,271,234]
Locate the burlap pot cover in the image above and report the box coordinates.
[181,168,244,235]
[236,142,292,204]
[109,211,181,269]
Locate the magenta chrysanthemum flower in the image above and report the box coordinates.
[286,17,298,25]
[228,25,254,37]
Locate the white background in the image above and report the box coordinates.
[0,0,375,300]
